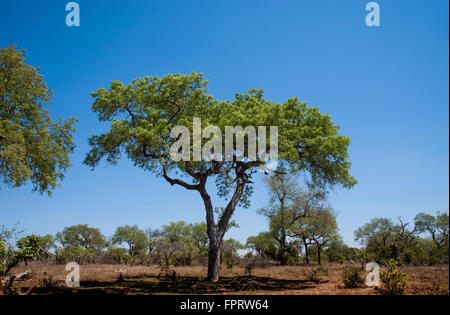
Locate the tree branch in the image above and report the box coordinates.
[162,162,200,191]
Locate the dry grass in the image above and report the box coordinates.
[400,265,449,295]
[10,262,449,295]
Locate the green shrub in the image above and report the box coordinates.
[222,248,239,270]
[224,255,236,270]
[340,266,364,288]
[0,235,41,295]
[0,240,6,259]
[376,259,408,295]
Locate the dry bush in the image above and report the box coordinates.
[302,268,322,283]
[242,256,269,276]
[340,266,364,288]
[39,272,66,293]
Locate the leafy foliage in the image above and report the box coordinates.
[112,225,148,258]
[0,45,77,195]
[415,212,449,252]
[246,232,278,258]
[0,240,6,259]
[258,173,322,264]
[324,239,362,263]
[376,259,408,295]
[340,266,364,288]
[222,238,244,269]
[0,235,41,295]
[355,212,449,265]
[84,73,356,190]
[55,224,106,264]
[289,207,338,264]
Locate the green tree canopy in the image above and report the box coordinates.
[354,214,447,264]
[0,240,6,259]
[246,232,277,258]
[305,208,339,264]
[56,224,105,250]
[190,222,208,256]
[162,221,192,244]
[289,206,338,264]
[415,212,449,250]
[0,45,77,195]
[55,224,106,264]
[35,234,54,252]
[112,225,148,256]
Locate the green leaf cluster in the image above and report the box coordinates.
[0,45,77,195]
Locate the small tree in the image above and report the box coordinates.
[152,238,185,270]
[290,208,338,265]
[0,223,23,242]
[55,224,106,264]
[0,235,41,295]
[246,232,277,258]
[222,239,244,270]
[258,173,325,264]
[190,222,209,260]
[112,225,148,263]
[324,239,359,263]
[146,228,164,254]
[308,209,339,265]
[354,218,397,263]
[415,212,449,253]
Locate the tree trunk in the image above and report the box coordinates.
[200,170,246,282]
[317,246,322,265]
[303,239,310,264]
[207,236,221,282]
[279,232,287,265]
[200,186,222,282]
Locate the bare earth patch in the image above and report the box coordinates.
[11,262,449,295]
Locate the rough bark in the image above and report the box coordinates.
[279,232,287,265]
[202,170,246,282]
[207,236,222,281]
[303,238,310,264]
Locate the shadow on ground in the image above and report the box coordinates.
[31,275,320,295]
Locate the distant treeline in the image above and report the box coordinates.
[1,220,243,268]
[249,211,449,266]
[1,210,448,268]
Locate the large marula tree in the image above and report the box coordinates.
[84,72,356,281]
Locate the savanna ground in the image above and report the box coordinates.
[11,262,449,295]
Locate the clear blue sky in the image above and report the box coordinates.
[1,0,448,247]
